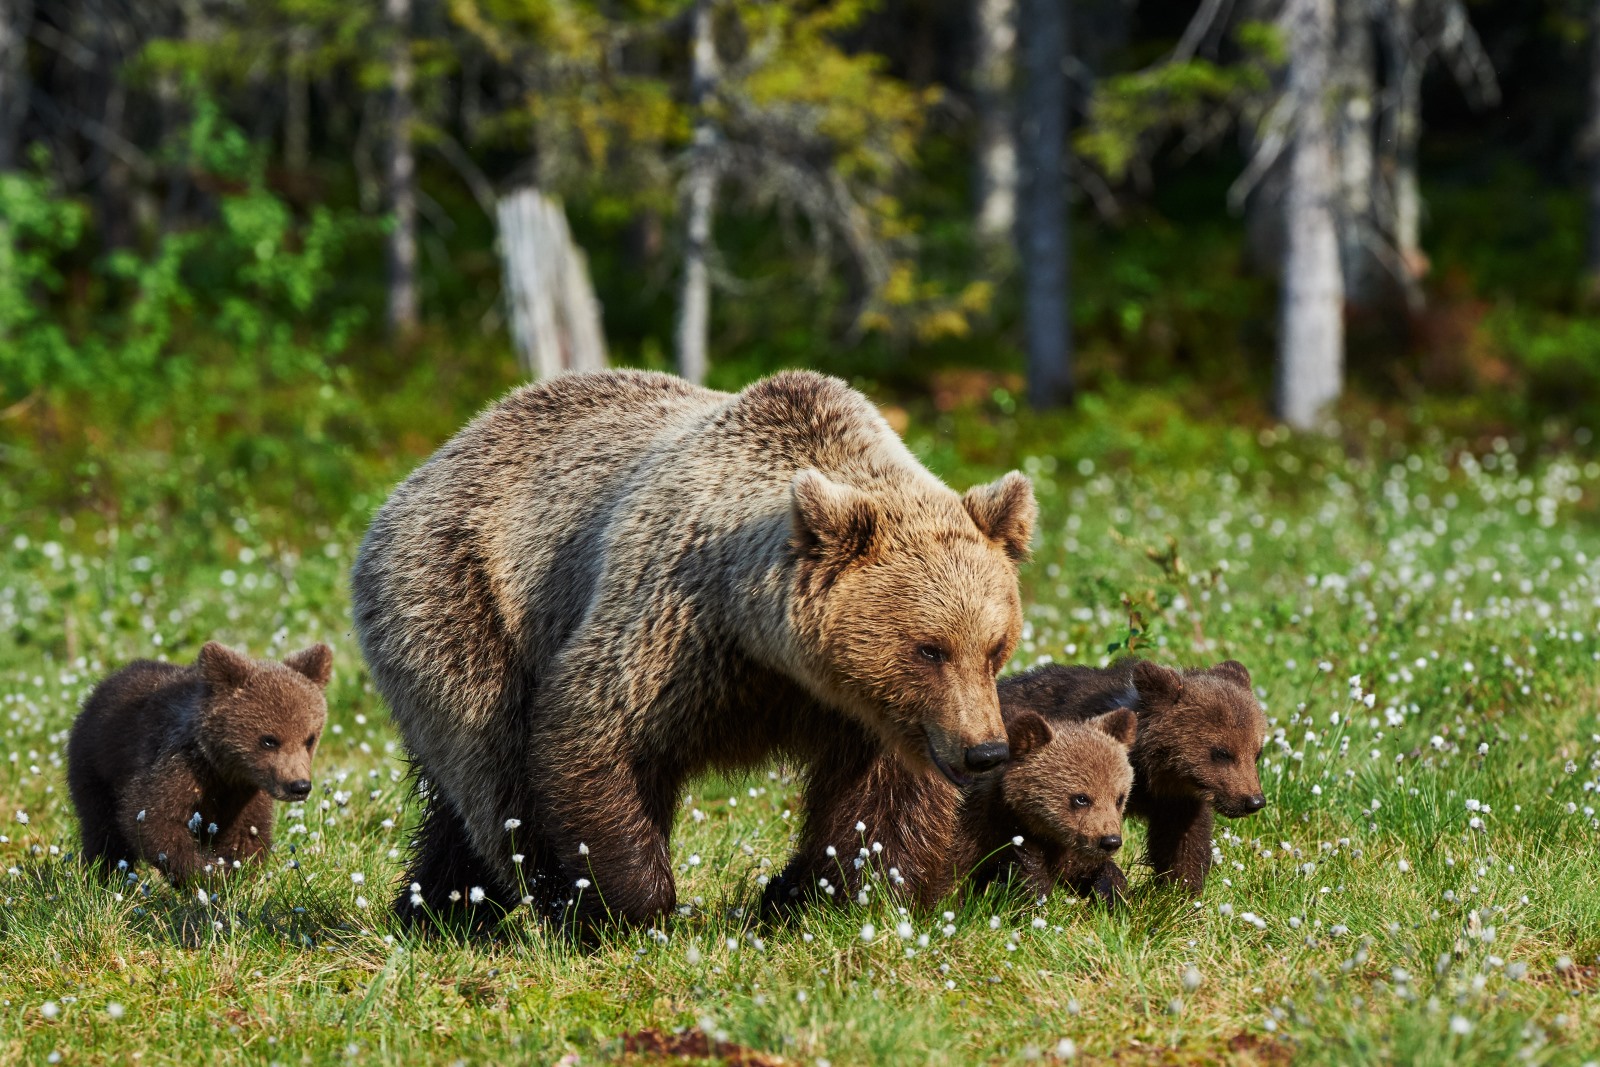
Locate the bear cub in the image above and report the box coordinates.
[953,707,1137,903]
[67,641,332,885]
[1001,658,1267,894]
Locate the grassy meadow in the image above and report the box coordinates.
[3,382,1600,1065]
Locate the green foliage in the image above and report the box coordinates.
[0,169,89,394]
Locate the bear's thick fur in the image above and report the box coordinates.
[952,707,1136,902]
[1004,658,1267,893]
[66,642,331,885]
[350,369,1035,927]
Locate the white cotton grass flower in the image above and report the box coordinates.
[860,923,876,943]
[40,1001,60,1020]
[896,921,914,940]
[504,818,522,831]
[1182,965,1202,991]
[578,842,589,856]
[1055,1038,1076,1058]
[350,872,365,885]
[15,810,28,825]
[469,886,486,904]
[855,821,866,832]
[106,1003,124,1020]
[576,878,591,889]
[686,943,702,966]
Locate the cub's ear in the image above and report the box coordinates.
[1131,659,1183,705]
[791,470,877,562]
[199,642,253,692]
[1211,659,1253,690]
[283,643,334,688]
[962,471,1037,562]
[1091,707,1138,747]
[1005,710,1054,759]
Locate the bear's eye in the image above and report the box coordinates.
[916,644,948,665]
[1117,793,1127,810]
[1210,747,1235,764]
[988,642,1007,673]
[1071,794,1091,808]
[1255,746,1264,762]
[260,736,280,750]
[306,734,318,750]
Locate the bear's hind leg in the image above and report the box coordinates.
[396,798,519,933]
[72,775,133,878]
[540,763,677,931]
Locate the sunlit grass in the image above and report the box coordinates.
[3,408,1600,1064]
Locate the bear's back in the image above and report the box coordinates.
[70,659,199,791]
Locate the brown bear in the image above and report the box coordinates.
[1003,658,1267,893]
[952,708,1137,902]
[761,706,1135,914]
[350,369,1035,929]
[66,642,332,885]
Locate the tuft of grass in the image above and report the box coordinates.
[3,390,1600,1065]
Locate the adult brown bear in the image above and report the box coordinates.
[351,369,1035,928]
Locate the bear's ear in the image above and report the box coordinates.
[790,470,878,562]
[962,471,1037,562]
[199,642,254,693]
[1091,707,1138,747]
[283,643,334,688]
[1210,659,1253,690]
[1131,659,1183,705]
[1005,710,1054,759]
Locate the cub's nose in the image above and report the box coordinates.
[1243,794,1267,813]
[963,740,1010,773]
[1098,834,1123,854]
[285,779,313,800]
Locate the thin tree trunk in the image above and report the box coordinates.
[1276,0,1344,431]
[1588,2,1600,294]
[386,0,419,337]
[1335,0,1377,307]
[497,188,607,380]
[1380,0,1425,309]
[1019,0,1071,409]
[676,0,718,386]
[973,0,1018,248]
[0,0,31,171]
[286,26,311,173]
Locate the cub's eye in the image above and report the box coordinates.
[916,644,948,665]
[1255,747,1264,762]
[1117,793,1127,810]
[260,736,280,750]
[306,734,319,750]
[1071,794,1091,808]
[1210,747,1235,763]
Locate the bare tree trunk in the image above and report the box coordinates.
[676,0,718,386]
[973,0,1018,248]
[1335,0,1377,307]
[497,188,607,380]
[1276,0,1344,431]
[1588,2,1600,295]
[1380,0,1425,309]
[1018,0,1072,410]
[386,0,419,337]
[0,0,30,171]
[286,26,311,173]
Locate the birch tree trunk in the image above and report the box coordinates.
[497,188,607,380]
[1276,0,1344,431]
[1588,2,1600,294]
[676,0,718,386]
[0,0,30,171]
[1018,0,1072,409]
[1380,0,1425,309]
[1335,0,1377,307]
[386,0,419,337]
[973,0,1018,248]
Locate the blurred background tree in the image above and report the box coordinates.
[1,0,1598,458]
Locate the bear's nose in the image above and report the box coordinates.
[963,741,1010,773]
[1244,794,1267,813]
[1097,834,1122,853]
[286,779,313,800]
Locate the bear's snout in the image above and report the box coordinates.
[284,779,313,801]
[1242,793,1266,813]
[1097,833,1122,854]
[963,740,1010,773]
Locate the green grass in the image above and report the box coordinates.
[3,385,1600,1065]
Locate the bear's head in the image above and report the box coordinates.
[789,468,1035,785]
[999,708,1136,871]
[196,642,332,802]
[1131,659,1267,818]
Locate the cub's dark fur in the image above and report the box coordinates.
[67,642,331,885]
